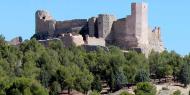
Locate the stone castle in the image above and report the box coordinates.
[35,2,164,55]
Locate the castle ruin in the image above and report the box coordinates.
[35,2,164,55]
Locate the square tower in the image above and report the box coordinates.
[131,2,149,45]
[97,14,116,38]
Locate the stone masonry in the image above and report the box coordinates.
[35,2,164,55]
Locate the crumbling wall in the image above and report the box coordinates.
[85,36,105,46]
[35,10,56,36]
[35,10,87,36]
[149,27,164,52]
[55,19,88,34]
[61,33,84,47]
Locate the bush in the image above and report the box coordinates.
[119,91,133,95]
[91,75,102,92]
[134,82,156,95]
[173,90,181,95]
[89,90,101,95]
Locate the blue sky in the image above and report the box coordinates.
[0,0,189,55]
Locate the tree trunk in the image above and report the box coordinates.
[184,84,187,88]
[68,88,70,95]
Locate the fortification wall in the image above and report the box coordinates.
[55,19,87,34]
[35,10,56,35]
[112,18,127,48]
[86,37,105,46]
[149,27,164,52]
[61,33,84,47]
[97,14,116,38]
[133,3,149,45]
[36,10,88,35]
[35,2,165,55]
[88,17,97,37]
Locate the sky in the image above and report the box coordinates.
[0,0,189,55]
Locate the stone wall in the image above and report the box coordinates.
[55,19,88,34]
[88,17,97,37]
[61,33,84,47]
[36,10,88,36]
[132,3,149,45]
[111,3,150,52]
[85,36,105,46]
[35,2,165,55]
[97,14,116,38]
[149,27,164,52]
[112,18,127,48]
[35,10,56,36]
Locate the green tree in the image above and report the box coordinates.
[120,91,134,95]
[124,51,149,83]
[91,75,102,92]
[5,77,48,95]
[155,64,173,82]
[179,63,190,87]
[0,34,5,45]
[134,82,156,95]
[89,90,101,95]
[49,81,61,95]
[76,68,94,94]
[135,69,150,83]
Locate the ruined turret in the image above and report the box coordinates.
[35,10,56,36]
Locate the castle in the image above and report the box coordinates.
[35,2,164,55]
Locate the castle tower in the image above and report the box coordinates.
[97,14,116,38]
[35,10,56,36]
[131,2,149,45]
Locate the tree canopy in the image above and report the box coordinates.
[0,35,190,95]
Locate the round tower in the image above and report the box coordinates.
[35,10,55,36]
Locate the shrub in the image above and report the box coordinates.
[119,91,133,95]
[173,90,181,95]
[134,82,156,95]
[89,90,101,95]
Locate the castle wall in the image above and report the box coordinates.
[97,14,116,38]
[35,2,164,55]
[61,33,84,47]
[111,2,152,55]
[35,10,88,36]
[125,15,138,48]
[86,37,105,46]
[132,3,149,45]
[88,17,97,37]
[35,10,55,35]
[148,27,164,52]
[112,18,128,48]
[55,19,88,34]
